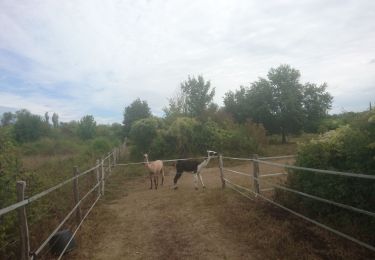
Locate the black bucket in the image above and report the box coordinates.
[49,229,76,256]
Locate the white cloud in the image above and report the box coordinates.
[0,0,374,121]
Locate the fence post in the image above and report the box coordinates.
[16,181,30,260]
[101,158,105,195]
[113,149,116,167]
[251,154,260,196]
[108,153,112,174]
[73,166,82,223]
[96,159,101,198]
[219,155,226,188]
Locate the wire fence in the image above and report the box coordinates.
[0,146,122,260]
[2,151,374,257]
[0,165,100,217]
[221,154,375,252]
[116,156,213,166]
[117,153,375,251]
[253,159,375,179]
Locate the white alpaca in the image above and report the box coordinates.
[144,154,165,189]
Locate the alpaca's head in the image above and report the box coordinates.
[143,153,149,161]
[207,150,218,157]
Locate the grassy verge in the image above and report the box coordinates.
[0,137,121,259]
[205,189,375,259]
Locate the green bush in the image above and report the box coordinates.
[90,137,113,155]
[77,115,96,140]
[128,116,266,159]
[0,128,22,257]
[129,117,163,154]
[276,113,375,243]
[0,114,124,258]
[20,137,81,156]
[13,110,50,143]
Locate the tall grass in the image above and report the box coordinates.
[0,135,121,259]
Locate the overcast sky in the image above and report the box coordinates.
[0,0,374,124]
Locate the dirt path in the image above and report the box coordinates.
[72,167,254,260]
[70,162,375,260]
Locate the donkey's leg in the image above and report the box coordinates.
[173,172,182,189]
[154,176,158,190]
[161,168,165,186]
[197,171,206,188]
[193,172,199,190]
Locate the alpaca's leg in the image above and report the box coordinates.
[150,174,153,189]
[161,168,165,186]
[154,176,158,190]
[193,172,198,190]
[198,171,205,188]
[173,172,182,189]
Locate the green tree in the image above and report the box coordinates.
[166,117,199,156]
[60,120,78,138]
[224,65,332,142]
[163,89,188,119]
[44,112,50,125]
[246,79,278,132]
[123,98,151,137]
[223,86,250,123]
[181,75,215,117]
[78,115,96,140]
[14,110,49,143]
[129,117,162,154]
[165,75,215,118]
[1,112,15,126]
[110,123,124,141]
[267,64,304,143]
[302,83,333,132]
[52,113,59,128]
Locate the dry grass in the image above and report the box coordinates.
[21,154,74,171]
[68,161,375,260]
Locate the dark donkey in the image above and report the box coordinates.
[173,151,218,190]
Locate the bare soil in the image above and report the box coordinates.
[70,161,375,260]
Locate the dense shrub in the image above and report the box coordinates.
[0,128,22,258]
[20,137,82,156]
[60,121,79,138]
[0,110,124,258]
[77,115,96,140]
[165,117,198,156]
[276,111,375,243]
[129,117,163,154]
[13,110,50,143]
[96,123,123,141]
[89,137,117,155]
[0,128,21,206]
[128,116,266,159]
